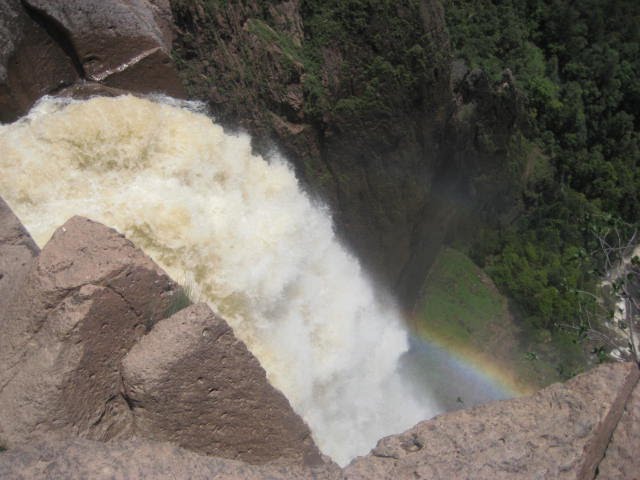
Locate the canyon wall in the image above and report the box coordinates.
[168,0,526,306]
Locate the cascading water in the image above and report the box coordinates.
[0,95,438,465]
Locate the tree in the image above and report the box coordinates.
[567,227,639,365]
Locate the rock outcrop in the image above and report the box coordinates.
[122,303,323,466]
[0,207,325,470]
[0,0,79,122]
[0,216,180,446]
[0,0,184,123]
[344,362,640,480]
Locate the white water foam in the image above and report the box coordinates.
[0,95,436,465]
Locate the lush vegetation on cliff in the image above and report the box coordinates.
[415,247,586,389]
[170,0,637,379]
[446,0,640,364]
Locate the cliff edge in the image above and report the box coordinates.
[0,199,638,479]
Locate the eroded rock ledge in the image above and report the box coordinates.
[0,204,325,470]
[0,200,638,479]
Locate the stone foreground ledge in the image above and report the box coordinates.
[0,438,341,480]
[344,362,640,480]
[122,303,323,466]
[0,210,324,468]
[0,216,180,446]
[1,363,637,479]
[596,375,640,479]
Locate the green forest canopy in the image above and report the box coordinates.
[446,0,640,346]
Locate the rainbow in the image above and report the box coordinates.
[401,315,535,414]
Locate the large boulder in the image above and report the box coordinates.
[0,438,342,480]
[344,362,640,480]
[0,197,39,314]
[0,214,325,468]
[0,216,180,447]
[0,0,184,123]
[121,303,323,466]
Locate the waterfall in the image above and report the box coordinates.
[0,95,437,465]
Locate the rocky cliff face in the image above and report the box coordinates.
[170,0,452,305]
[169,0,525,306]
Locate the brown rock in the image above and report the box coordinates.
[0,0,184,122]
[0,438,343,480]
[121,303,324,466]
[0,216,180,447]
[146,0,174,47]
[0,0,80,122]
[22,0,184,97]
[596,373,640,479]
[344,362,640,480]
[0,197,39,317]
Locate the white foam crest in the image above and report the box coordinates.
[0,95,436,465]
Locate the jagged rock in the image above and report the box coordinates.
[121,303,324,466]
[0,438,343,480]
[0,0,184,122]
[596,373,640,479]
[0,216,180,447]
[344,362,640,480]
[0,197,39,316]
